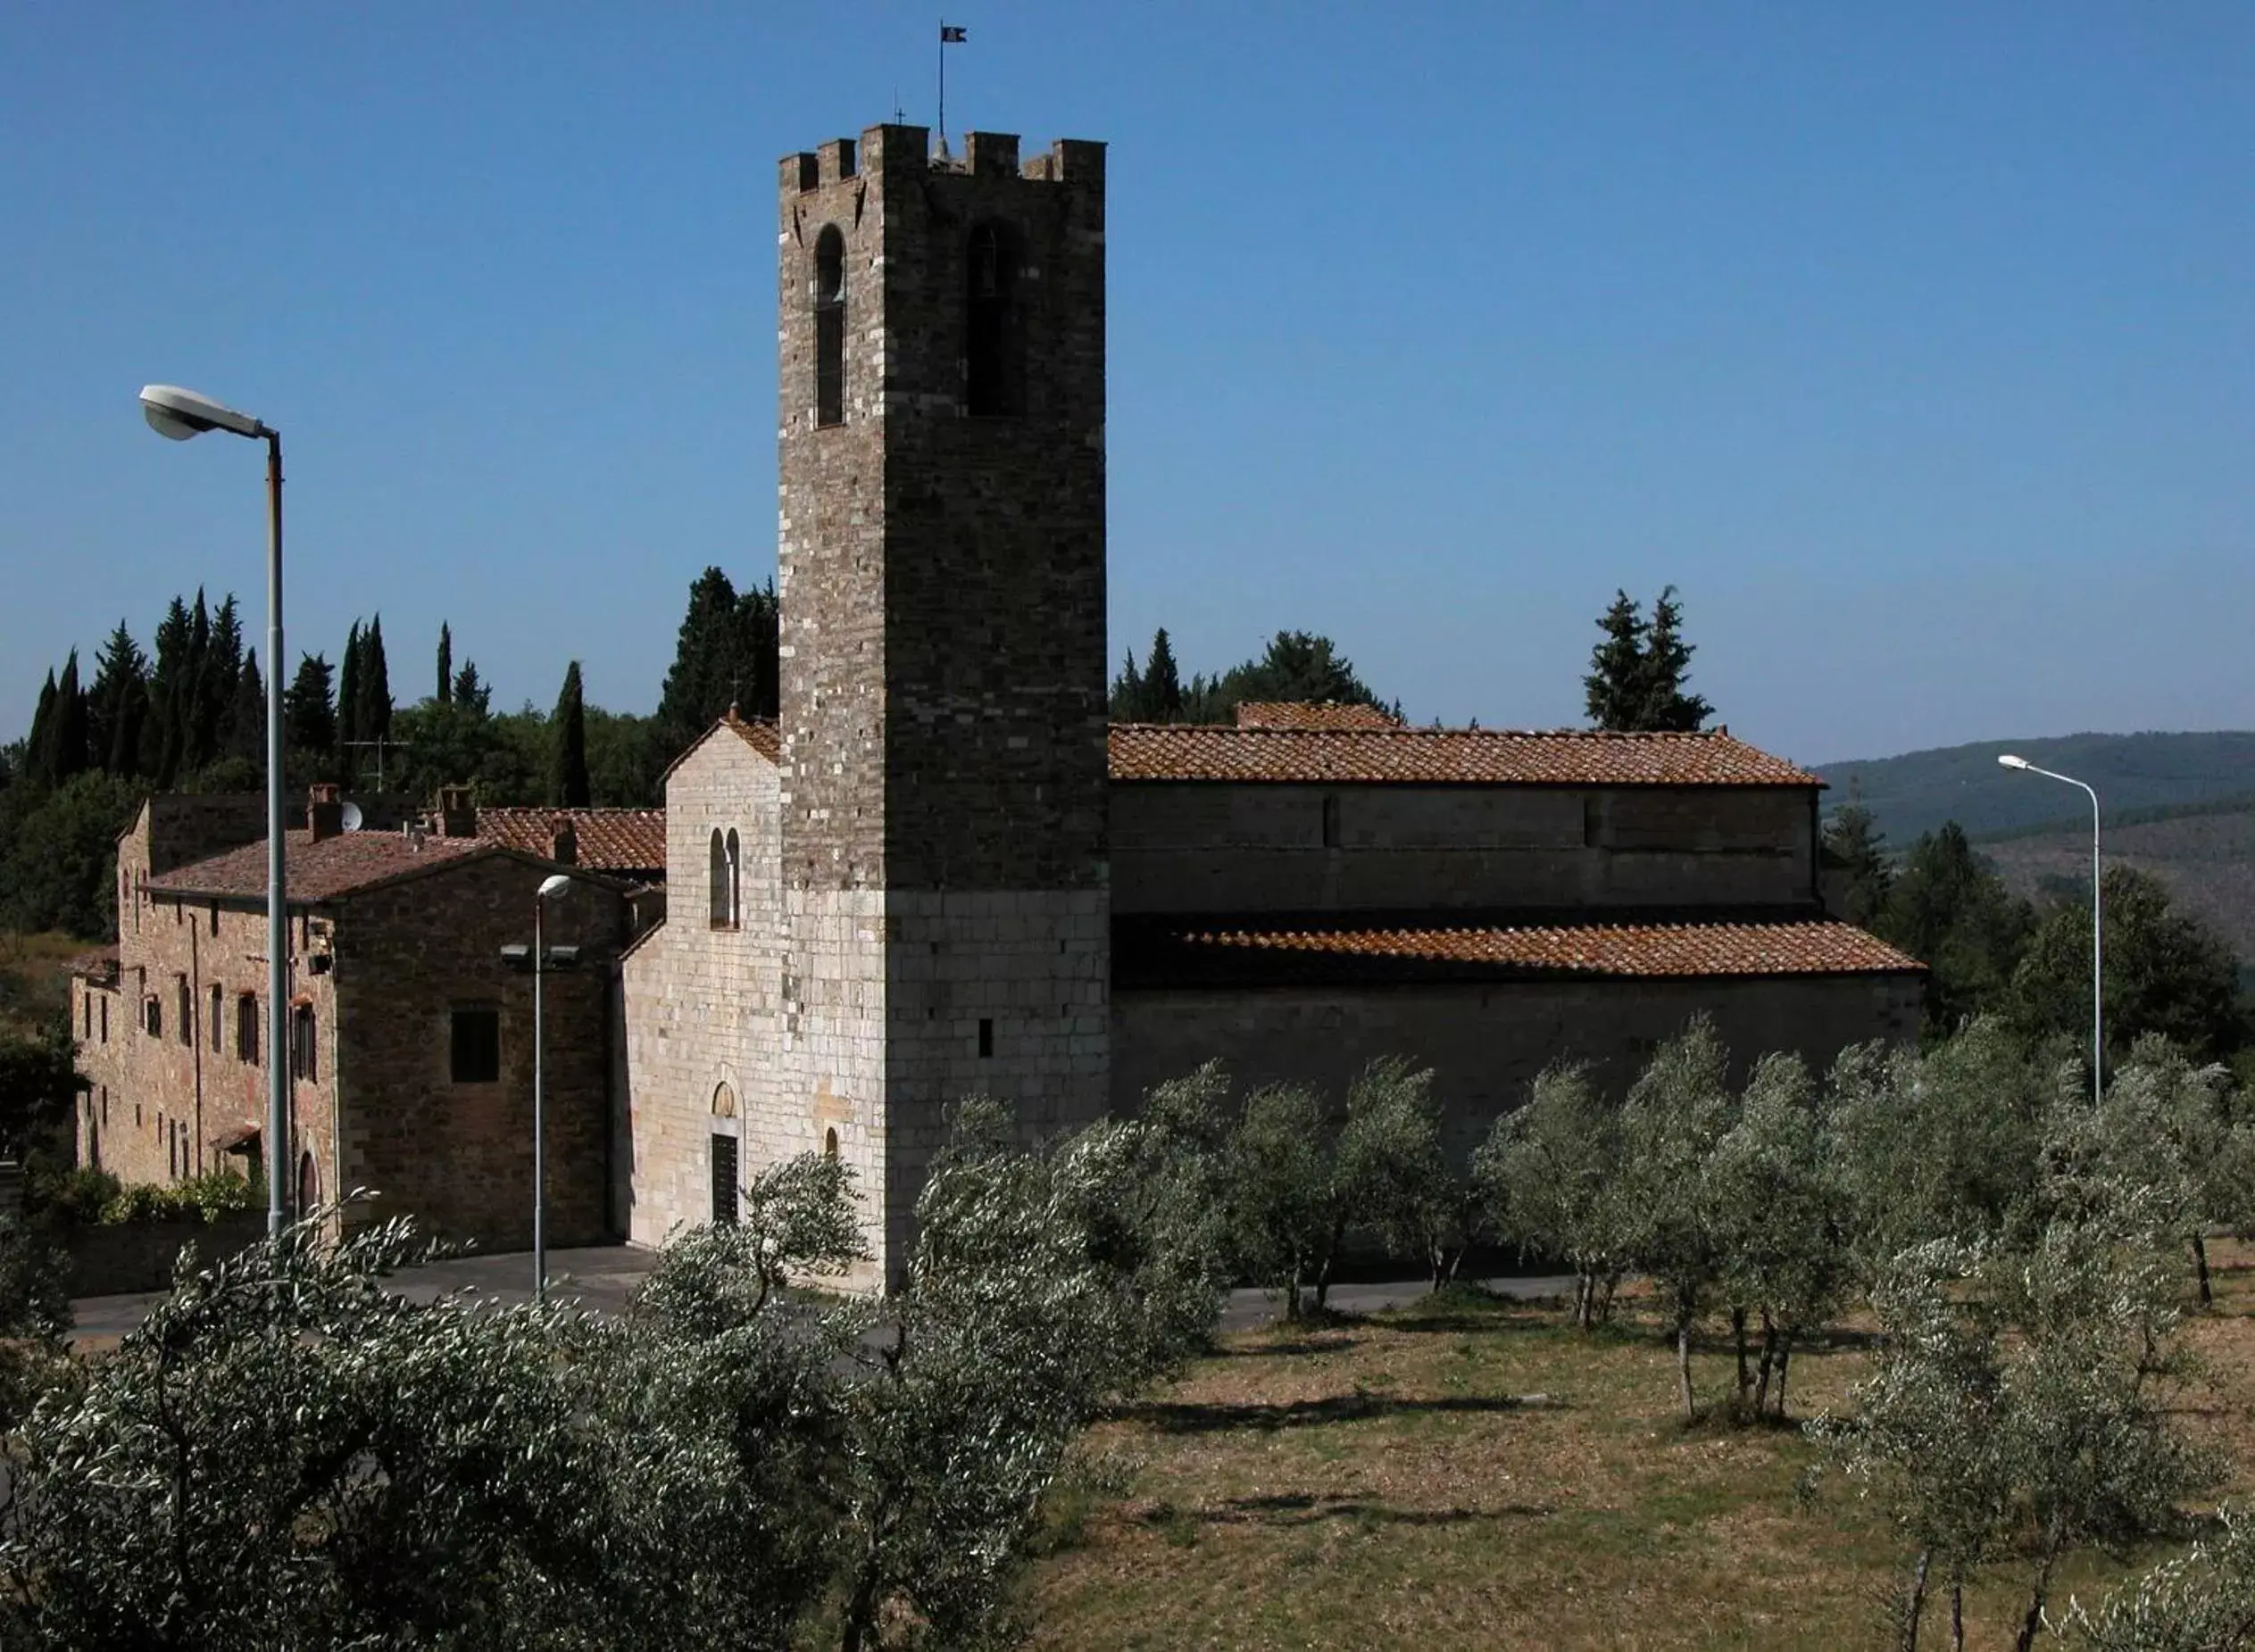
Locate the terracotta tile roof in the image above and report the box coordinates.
[1107,726,1819,787]
[1158,920,1921,980]
[726,713,781,762]
[1233,701,1404,731]
[65,946,120,985]
[478,808,666,874]
[146,830,488,903]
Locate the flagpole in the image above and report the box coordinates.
[938,18,947,153]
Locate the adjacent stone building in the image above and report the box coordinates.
[72,790,631,1249]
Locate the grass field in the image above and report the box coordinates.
[1029,1244,2255,1649]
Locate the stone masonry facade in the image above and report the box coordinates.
[75,797,628,1251]
[771,124,1112,1276]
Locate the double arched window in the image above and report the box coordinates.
[814,225,845,428]
[708,828,741,929]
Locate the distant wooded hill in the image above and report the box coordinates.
[1818,732,2255,971]
[1815,732,2255,843]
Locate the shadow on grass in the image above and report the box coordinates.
[1177,1491,1555,1531]
[1117,1391,1560,1434]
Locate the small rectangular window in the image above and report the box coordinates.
[208,903,219,936]
[176,977,191,1047]
[451,1008,502,1083]
[99,996,108,1043]
[237,994,259,1065]
[210,985,224,1053]
[978,1017,994,1058]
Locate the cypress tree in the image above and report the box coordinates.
[357,615,392,758]
[228,651,267,773]
[175,591,212,773]
[1108,648,1145,721]
[88,621,149,780]
[1584,591,1649,731]
[285,653,337,784]
[436,622,453,707]
[550,661,590,808]
[40,652,89,784]
[23,671,56,786]
[1636,585,1713,733]
[654,569,779,751]
[337,619,364,785]
[1141,628,1186,722]
[452,660,490,717]
[142,594,194,784]
[193,595,245,771]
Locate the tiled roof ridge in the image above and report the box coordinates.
[1161,917,1922,978]
[1114,722,1739,740]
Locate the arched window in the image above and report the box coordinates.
[298,1150,320,1219]
[711,1082,736,1119]
[814,225,845,428]
[966,221,1024,417]
[725,829,741,927]
[708,829,741,929]
[823,1126,839,1161]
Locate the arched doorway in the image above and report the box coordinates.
[710,1083,739,1226]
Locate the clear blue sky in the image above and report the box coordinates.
[3,3,2249,766]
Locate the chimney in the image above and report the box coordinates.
[437,784,478,839]
[551,818,578,866]
[307,784,345,843]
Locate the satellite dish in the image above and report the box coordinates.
[339,801,365,833]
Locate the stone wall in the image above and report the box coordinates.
[767,121,1113,1281]
[1112,973,1922,1160]
[622,729,786,1246]
[65,1211,268,1299]
[1112,784,1818,917]
[334,854,626,1249]
[76,885,333,1198]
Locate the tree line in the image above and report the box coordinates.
[1824,801,2251,1075]
[0,568,778,940]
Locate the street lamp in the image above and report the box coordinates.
[140,385,291,1239]
[532,873,572,1303]
[1999,753,2102,1103]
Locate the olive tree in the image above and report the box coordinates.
[1474,1062,1627,1328]
[1224,1083,1338,1319]
[1617,1019,1739,1421]
[0,1108,1228,1652]
[1828,1017,2066,1274]
[2043,1035,2252,1303]
[1334,1058,1477,1291]
[1705,1052,1849,1419]
[1815,1208,2218,1652]
[2056,1504,2255,1650]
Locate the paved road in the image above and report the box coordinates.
[69,1244,1577,1347]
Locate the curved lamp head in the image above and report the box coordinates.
[537,874,573,901]
[139,384,269,442]
[1998,753,2031,771]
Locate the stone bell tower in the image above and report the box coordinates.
[772,123,1110,1277]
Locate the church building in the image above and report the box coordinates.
[618,122,1923,1279]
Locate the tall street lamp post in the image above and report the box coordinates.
[140,385,292,1237]
[1998,753,2102,1104]
[532,873,572,1303]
